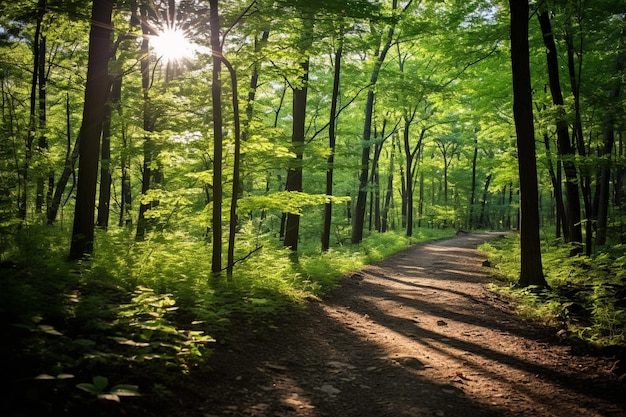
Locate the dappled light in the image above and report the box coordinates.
[194,234,624,416]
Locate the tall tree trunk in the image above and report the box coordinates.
[96,69,121,230]
[543,132,567,239]
[20,0,46,220]
[69,0,113,259]
[283,55,309,250]
[223,57,241,277]
[372,143,382,232]
[564,22,593,255]
[538,10,583,254]
[616,132,624,207]
[119,116,132,227]
[381,139,395,233]
[403,121,413,237]
[322,29,343,251]
[36,35,48,214]
[418,170,424,228]
[136,5,157,241]
[469,138,478,229]
[478,173,492,228]
[209,0,223,273]
[241,30,269,194]
[352,0,398,244]
[47,92,76,225]
[509,0,547,287]
[596,65,623,245]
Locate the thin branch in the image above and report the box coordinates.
[220,245,264,272]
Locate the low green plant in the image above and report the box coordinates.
[76,376,140,403]
[1,224,458,415]
[480,233,626,347]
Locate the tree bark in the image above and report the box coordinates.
[352,0,398,244]
[469,138,478,229]
[478,173,492,228]
[96,68,121,230]
[47,90,77,224]
[209,0,223,272]
[322,29,343,251]
[542,132,567,239]
[223,57,241,277]
[509,0,547,287]
[69,0,113,259]
[136,5,157,241]
[538,10,583,254]
[36,35,48,214]
[596,77,623,244]
[283,56,309,250]
[20,0,46,220]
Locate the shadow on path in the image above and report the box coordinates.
[192,233,625,417]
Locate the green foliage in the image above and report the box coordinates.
[0,223,454,414]
[480,234,626,347]
[76,376,140,403]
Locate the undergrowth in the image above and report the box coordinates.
[0,224,454,416]
[479,233,626,348]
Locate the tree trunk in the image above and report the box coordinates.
[381,142,395,233]
[96,69,121,230]
[209,0,223,272]
[322,29,343,251]
[469,138,478,229]
[538,10,583,253]
[542,132,567,239]
[241,30,269,194]
[20,0,46,220]
[119,118,132,227]
[596,46,623,245]
[36,35,48,214]
[69,0,113,259]
[478,173,492,228]
[403,122,413,237]
[352,4,397,244]
[136,5,157,241]
[223,57,241,277]
[509,0,547,287]
[564,23,593,255]
[47,91,75,224]
[283,55,309,250]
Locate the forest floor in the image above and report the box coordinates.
[171,233,626,417]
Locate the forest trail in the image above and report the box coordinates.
[178,233,625,417]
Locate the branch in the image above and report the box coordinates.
[221,245,264,272]
[222,0,258,48]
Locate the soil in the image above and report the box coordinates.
[173,233,626,417]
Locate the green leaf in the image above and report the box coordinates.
[92,376,109,392]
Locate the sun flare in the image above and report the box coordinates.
[151,27,194,63]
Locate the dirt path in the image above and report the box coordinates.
[179,233,625,417]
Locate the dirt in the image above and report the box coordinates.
[173,233,626,417]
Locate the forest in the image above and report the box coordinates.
[0,0,625,415]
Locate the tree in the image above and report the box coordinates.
[209,0,223,273]
[136,3,159,241]
[283,19,312,251]
[351,0,401,244]
[508,0,547,287]
[69,0,113,259]
[322,26,344,252]
[537,9,583,253]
